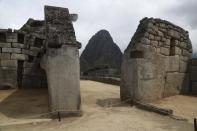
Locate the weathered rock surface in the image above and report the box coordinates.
[20,18,45,36]
[80,30,122,76]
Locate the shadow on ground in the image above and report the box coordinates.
[96,98,130,107]
[183,93,197,97]
[0,88,49,119]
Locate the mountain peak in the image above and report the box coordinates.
[89,29,114,45]
[80,29,122,75]
[96,29,110,35]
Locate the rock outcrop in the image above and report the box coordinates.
[80,30,122,76]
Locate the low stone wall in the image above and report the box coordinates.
[81,76,120,86]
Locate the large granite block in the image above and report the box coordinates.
[1,60,17,67]
[165,55,180,72]
[44,46,81,113]
[43,6,81,115]
[23,62,37,68]
[2,48,21,53]
[160,47,169,55]
[0,67,17,88]
[6,32,18,43]
[22,49,38,57]
[0,53,10,59]
[163,72,188,97]
[30,46,41,52]
[0,42,11,48]
[11,53,28,60]
[12,43,25,48]
[179,60,188,73]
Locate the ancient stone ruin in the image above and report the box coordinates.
[1,4,197,120]
[42,6,81,114]
[0,29,46,89]
[121,17,192,102]
[0,5,81,115]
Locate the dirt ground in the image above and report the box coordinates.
[0,80,196,131]
[151,95,197,123]
[0,87,51,126]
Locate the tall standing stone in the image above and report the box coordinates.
[42,6,81,116]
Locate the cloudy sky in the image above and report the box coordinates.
[0,0,196,55]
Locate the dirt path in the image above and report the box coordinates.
[0,80,194,131]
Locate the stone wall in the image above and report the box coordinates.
[0,5,81,115]
[190,58,197,93]
[20,18,47,88]
[0,29,46,89]
[121,18,192,102]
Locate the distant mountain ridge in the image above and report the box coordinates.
[80,30,122,75]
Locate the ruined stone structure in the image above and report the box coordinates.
[41,6,81,114]
[121,18,192,102]
[20,18,47,89]
[0,29,46,89]
[0,6,81,115]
